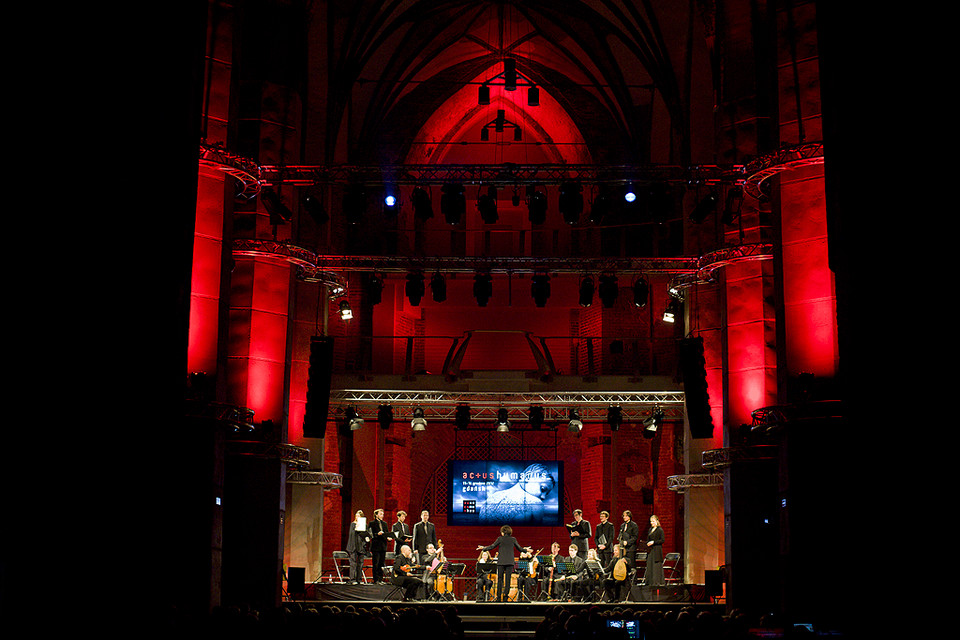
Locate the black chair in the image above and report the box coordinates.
[332,551,350,582]
[663,552,682,583]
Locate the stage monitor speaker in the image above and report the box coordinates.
[288,567,306,594]
[704,569,723,597]
[679,336,714,439]
[303,336,334,438]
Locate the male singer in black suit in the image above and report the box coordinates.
[595,510,615,568]
[568,509,592,559]
[618,510,640,576]
[392,510,411,552]
[412,509,437,559]
[369,508,391,583]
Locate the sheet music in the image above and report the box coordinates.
[356,517,367,531]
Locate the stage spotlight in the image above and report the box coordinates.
[623,185,637,203]
[261,188,293,224]
[479,84,490,105]
[632,276,649,308]
[559,182,583,225]
[513,126,522,141]
[411,186,433,220]
[411,407,427,432]
[663,298,680,323]
[383,186,400,215]
[529,405,544,429]
[347,407,364,431]
[430,272,447,303]
[496,407,510,432]
[567,409,583,433]
[643,407,664,439]
[377,404,394,430]
[338,299,353,321]
[455,404,470,429]
[302,193,328,224]
[478,185,498,224]
[527,187,547,225]
[607,406,622,432]
[598,275,619,308]
[366,273,383,306]
[441,183,466,225]
[689,190,718,223]
[531,274,551,307]
[406,272,425,306]
[578,276,595,307]
[343,184,366,225]
[474,273,493,306]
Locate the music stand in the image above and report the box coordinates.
[584,559,605,602]
[553,559,579,600]
[535,556,555,601]
[515,560,536,602]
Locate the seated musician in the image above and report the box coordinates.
[516,547,538,601]
[556,544,587,601]
[391,545,423,601]
[420,542,440,596]
[601,543,631,603]
[475,549,494,601]
[582,548,604,601]
[542,541,562,600]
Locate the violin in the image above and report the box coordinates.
[529,548,543,577]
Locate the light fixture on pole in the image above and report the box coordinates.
[567,409,583,433]
[496,407,510,432]
[347,407,364,431]
[607,406,622,432]
[642,407,664,439]
[338,299,353,321]
[411,407,427,432]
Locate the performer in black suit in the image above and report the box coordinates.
[642,514,665,586]
[392,510,411,552]
[618,510,640,576]
[595,510,615,568]
[477,525,532,602]
[391,545,423,601]
[567,509,592,559]
[412,510,437,558]
[345,510,372,584]
[555,544,588,601]
[369,508,390,583]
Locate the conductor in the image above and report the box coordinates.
[477,525,532,602]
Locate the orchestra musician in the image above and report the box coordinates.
[420,542,441,596]
[595,510,615,568]
[516,547,539,601]
[567,509,592,559]
[391,545,423,601]
[475,549,494,602]
[554,544,587,601]
[582,548,604,601]
[477,525,532,603]
[369,508,390,584]
[601,543,629,602]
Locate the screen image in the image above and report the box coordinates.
[448,460,563,526]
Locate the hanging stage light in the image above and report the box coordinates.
[338,299,353,321]
[642,407,664,439]
[455,404,470,429]
[479,84,490,105]
[531,273,551,307]
[589,189,611,224]
[607,406,623,432]
[623,184,637,203]
[474,273,493,306]
[430,272,447,303]
[478,185,498,224]
[579,276,595,307]
[411,186,433,220]
[406,272,425,306]
[347,407,364,430]
[632,276,649,308]
[598,275,619,308]
[503,58,517,91]
[527,187,547,225]
[689,190,718,223]
[567,409,583,433]
[383,185,400,215]
[377,404,394,430]
[410,407,427,432]
[559,182,583,225]
[441,183,466,224]
[496,407,510,432]
[529,405,544,430]
[663,298,680,323]
[261,188,293,225]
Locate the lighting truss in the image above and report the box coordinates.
[328,389,685,423]
[666,473,725,493]
[226,440,312,468]
[742,142,824,200]
[286,469,344,489]
[199,141,262,198]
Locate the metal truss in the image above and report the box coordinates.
[199,141,262,198]
[666,473,725,492]
[329,389,685,423]
[257,163,745,188]
[700,445,778,469]
[742,142,824,200]
[286,469,343,489]
[226,440,312,468]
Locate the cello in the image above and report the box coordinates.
[433,540,454,597]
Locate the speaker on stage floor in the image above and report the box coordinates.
[704,570,723,597]
[288,567,306,595]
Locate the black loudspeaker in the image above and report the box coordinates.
[679,336,714,439]
[704,569,723,597]
[288,567,306,594]
[303,336,334,438]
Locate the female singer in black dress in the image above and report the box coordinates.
[642,514,665,586]
[477,525,532,602]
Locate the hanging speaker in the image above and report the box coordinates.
[288,567,306,594]
[303,336,334,438]
[679,336,714,439]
